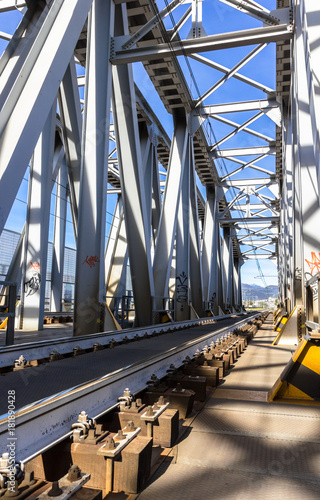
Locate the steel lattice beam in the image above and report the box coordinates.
[111,24,293,64]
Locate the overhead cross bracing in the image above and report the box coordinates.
[0,0,319,336]
[107,0,280,262]
[105,84,206,220]
[0,0,288,332]
[122,0,285,271]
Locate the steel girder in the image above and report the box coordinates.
[234,258,242,308]
[202,99,280,115]
[189,138,204,316]
[51,160,68,313]
[1,0,315,334]
[202,187,221,313]
[174,136,191,322]
[58,60,82,236]
[112,2,155,327]
[20,105,56,330]
[105,196,128,311]
[153,112,188,302]
[111,24,292,64]
[221,227,237,309]
[73,0,115,336]
[0,0,94,234]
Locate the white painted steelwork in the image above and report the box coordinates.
[0,0,317,334]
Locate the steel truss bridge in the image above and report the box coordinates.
[0,0,319,336]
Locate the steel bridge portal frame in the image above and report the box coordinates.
[0,0,318,334]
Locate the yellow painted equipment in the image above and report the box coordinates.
[273,314,288,334]
[269,336,320,403]
[272,306,297,345]
[0,300,19,330]
[273,307,283,323]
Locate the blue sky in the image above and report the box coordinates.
[0,0,279,287]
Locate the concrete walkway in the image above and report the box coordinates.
[136,315,320,500]
[0,323,74,346]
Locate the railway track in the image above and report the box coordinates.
[0,313,248,370]
[0,312,264,464]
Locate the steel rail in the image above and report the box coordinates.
[0,314,246,369]
[0,313,262,463]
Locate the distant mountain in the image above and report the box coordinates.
[242,283,278,300]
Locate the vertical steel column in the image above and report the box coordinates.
[202,186,214,307]
[105,197,129,309]
[226,234,235,309]
[282,112,294,309]
[202,186,221,314]
[189,138,204,317]
[221,226,236,311]
[21,105,56,330]
[217,233,224,311]
[74,0,114,335]
[151,143,161,244]
[169,246,177,300]
[281,167,287,309]
[3,141,63,304]
[112,3,154,326]
[281,169,291,312]
[215,204,224,312]
[140,123,160,245]
[175,137,190,322]
[188,0,206,38]
[292,96,303,305]
[279,106,292,312]
[221,227,231,310]
[153,112,188,302]
[51,160,68,312]
[58,59,82,235]
[233,258,240,309]
[105,196,122,290]
[105,197,128,330]
[140,125,161,247]
[6,283,17,346]
[236,259,243,307]
[304,0,320,175]
[278,188,285,306]
[140,126,153,239]
[291,0,320,309]
[216,188,226,312]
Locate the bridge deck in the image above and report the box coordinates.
[136,315,320,500]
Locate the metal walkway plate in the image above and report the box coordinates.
[189,403,320,442]
[137,461,320,500]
